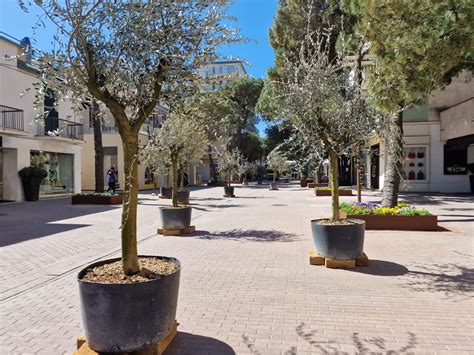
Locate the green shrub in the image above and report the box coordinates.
[18,166,48,179]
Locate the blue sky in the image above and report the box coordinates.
[0,0,277,135]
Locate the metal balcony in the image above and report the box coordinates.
[0,105,25,131]
[37,117,84,140]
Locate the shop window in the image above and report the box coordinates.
[444,144,467,175]
[403,147,427,181]
[30,151,74,194]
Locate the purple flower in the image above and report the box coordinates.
[352,202,379,209]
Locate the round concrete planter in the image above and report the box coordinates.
[160,206,192,230]
[176,190,190,204]
[160,187,172,199]
[300,177,307,187]
[78,256,180,353]
[269,182,278,190]
[224,186,235,197]
[311,219,365,259]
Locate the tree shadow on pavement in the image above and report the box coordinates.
[243,322,417,354]
[348,260,409,277]
[0,198,119,247]
[195,229,300,242]
[164,332,235,354]
[188,204,247,212]
[403,262,474,301]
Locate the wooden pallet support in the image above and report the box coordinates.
[74,321,178,355]
[157,225,195,236]
[309,250,369,269]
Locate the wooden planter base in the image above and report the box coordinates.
[223,194,235,198]
[309,250,369,269]
[340,213,438,231]
[157,226,195,236]
[74,321,178,355]
[315,189,352,196]
[72,194,123,205]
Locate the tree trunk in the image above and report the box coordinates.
[329,150,340,220]
[179,168,184,192]
[356,158,362,203]
[171,155,178,207]
[273,170,276,183]
[208,145,217,183]
[236,125,242,151]
[381,111,403,207]
[91,102,104,193]
[228,170,231,187]
[121,132,140,275]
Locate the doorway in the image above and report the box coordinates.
[370,144,380,189]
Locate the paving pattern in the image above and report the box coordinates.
[0,183,473,354]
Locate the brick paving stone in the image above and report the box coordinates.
[0,184,473,354]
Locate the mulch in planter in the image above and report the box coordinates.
[72,194,123,205]
[80,257,179,284]
[340,212,438,231]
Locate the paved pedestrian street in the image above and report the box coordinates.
[0,183,473,354]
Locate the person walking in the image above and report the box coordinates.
[107,167,117,194]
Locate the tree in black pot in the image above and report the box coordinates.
[18,166,48,201]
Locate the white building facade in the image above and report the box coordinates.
[370,71,474,193]
[0,33,83,201]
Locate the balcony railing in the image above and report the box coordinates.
[37,117,84,140]
[0,105,25,131]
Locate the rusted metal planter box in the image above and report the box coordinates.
[315,189,353,196]
[308,182,329,188]
[72,194,123,205]
[340,212,438,231]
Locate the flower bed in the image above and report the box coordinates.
[315,188,352,196]
[339,202,438,230]
[72,193,123,205]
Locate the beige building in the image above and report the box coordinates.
[0,33,83,201]
[370,71,474,193]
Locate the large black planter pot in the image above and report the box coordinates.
[176,190,190,204]
[160,187,172,199]
[311,219,365,259]
[78,256,180,353]
[21,177,41,201]
[160,206,192,230]
[224,186,235,197]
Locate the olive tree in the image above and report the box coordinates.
[217,144,241,187]
[23,0,239,274]
[268,22,379,219]
[267,149,289,183]
[145,111,208,208]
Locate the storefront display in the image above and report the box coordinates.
[30,151,74,195]
[403,147,427,181]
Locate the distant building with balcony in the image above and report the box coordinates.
[0,32,83,201]
[195,60,248,183]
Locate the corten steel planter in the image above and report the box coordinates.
[311,219,365,259]
[223,186,235,197]
[72,194,123,205]
[21,177,41,201]
[340,212,438,231]
[176,190,190,204]
[308,182,329,188]
[160,206,192,230]
[160,187,172,199]
[78,256,180,353]
[315,189,353,196]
